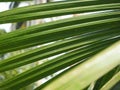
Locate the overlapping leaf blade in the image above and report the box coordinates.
[0,2,120,23]
[0,0,119,18]
[93,66,120,90]
[38,41,120,90]
[0,37,119,90]
[0,26,120,72]
[0,16,120,54]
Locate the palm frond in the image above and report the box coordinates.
[0,0,120,90]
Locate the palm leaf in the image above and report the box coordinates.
[0,0,120,90]
[93,66,120,90]
[37,41,120,90]
[0,0,120,23]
